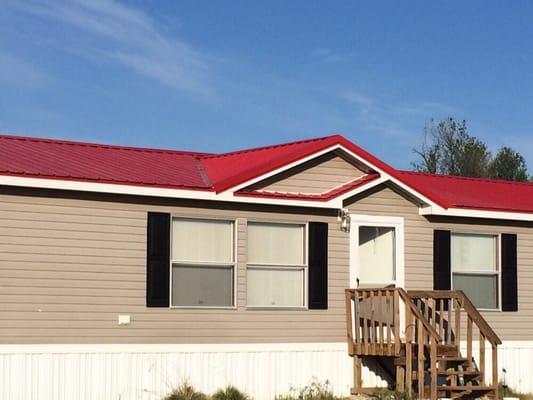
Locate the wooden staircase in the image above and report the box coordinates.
[345,288,502,399]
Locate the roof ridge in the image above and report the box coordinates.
[398,170,533,186]
[0,133,210,157]
[200,134,342,160]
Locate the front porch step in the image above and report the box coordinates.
[411,370,481,380]
[438,385,495,393]
[442,357,470,366]
[438,370,481,377]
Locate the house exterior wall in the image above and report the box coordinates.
[249,153,366,194]
[2,180,533,396]
[345,183,533,341]
[1,184,533,341]
[0,188,349,344]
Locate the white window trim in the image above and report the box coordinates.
[246,220,309,310]
[169,216,238,310]
[450,232,502,312]
[349,214,405,289]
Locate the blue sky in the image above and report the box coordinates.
[1,1,533,169]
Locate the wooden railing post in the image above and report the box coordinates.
[405,305,413,397]
[370,290,375,355]
[454,297,461,356]
[345,290,354,355]
[479,332,486,385]
[362,292,368,355]
[492,343,499,400]
[386,289,392,355]
[417,318,425,397]
[430,337,437,400]
[446,298,452,344]
[466,315,474,371]
[394,290,400,355]
[353,355,362,393]
[354,294,360,354]
[377,289,383,354]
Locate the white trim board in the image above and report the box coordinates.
[420,205,533,222]
[0,342,348,354]
[0,175,338,209]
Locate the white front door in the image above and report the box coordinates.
[349,215,405,289]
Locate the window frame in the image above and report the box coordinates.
[169,215,238,310]
[450,231,502,312]
[246,220,309,310]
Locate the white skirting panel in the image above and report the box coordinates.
[0,343,386,400]
[1,341,531,400]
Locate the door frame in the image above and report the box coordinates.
[349,214,405,289]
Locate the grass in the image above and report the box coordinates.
[162,382,209,400]
[365,388,411,400]
[162,383,250,400]
[212,386,250,400]
[162,380,533,400]
[274,380,348,400]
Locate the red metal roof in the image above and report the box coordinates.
[1,133,533,214]
[0,134,212,190]
[397,171,533,214]
[201,135,345,192]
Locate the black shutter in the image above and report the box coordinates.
[433,230,451,290]
[501,233,518,312]
[146,212,171,307]
[308,222,328,310]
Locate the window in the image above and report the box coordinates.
[358,226,396,287]
[451,233,499,309]
[247,222,307,307]
[171,218,234,307]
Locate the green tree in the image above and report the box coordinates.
[489,146,529,181]
[412,118,491,178]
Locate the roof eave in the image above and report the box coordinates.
[420,205,533,222]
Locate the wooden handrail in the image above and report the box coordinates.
[457,291,502,346]
[408,290,502,346]
[345,288,442,344]
[396,288,441,343]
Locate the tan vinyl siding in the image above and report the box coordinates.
[0,190,350,344]
[1,179,533,344]
[250,152,367,194]
[345,184,533,340]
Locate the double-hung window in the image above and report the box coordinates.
[451,232,499,310]
[171,218,235,307]
[247,222,307,308]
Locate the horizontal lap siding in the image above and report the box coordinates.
[346,184,533,341]
[0,192,350,344]
[253,155,365,194]
[3,180,531,343]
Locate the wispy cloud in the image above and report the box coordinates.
[0,50,51,87]
[338,89,456,140]
[6,0,212,96]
